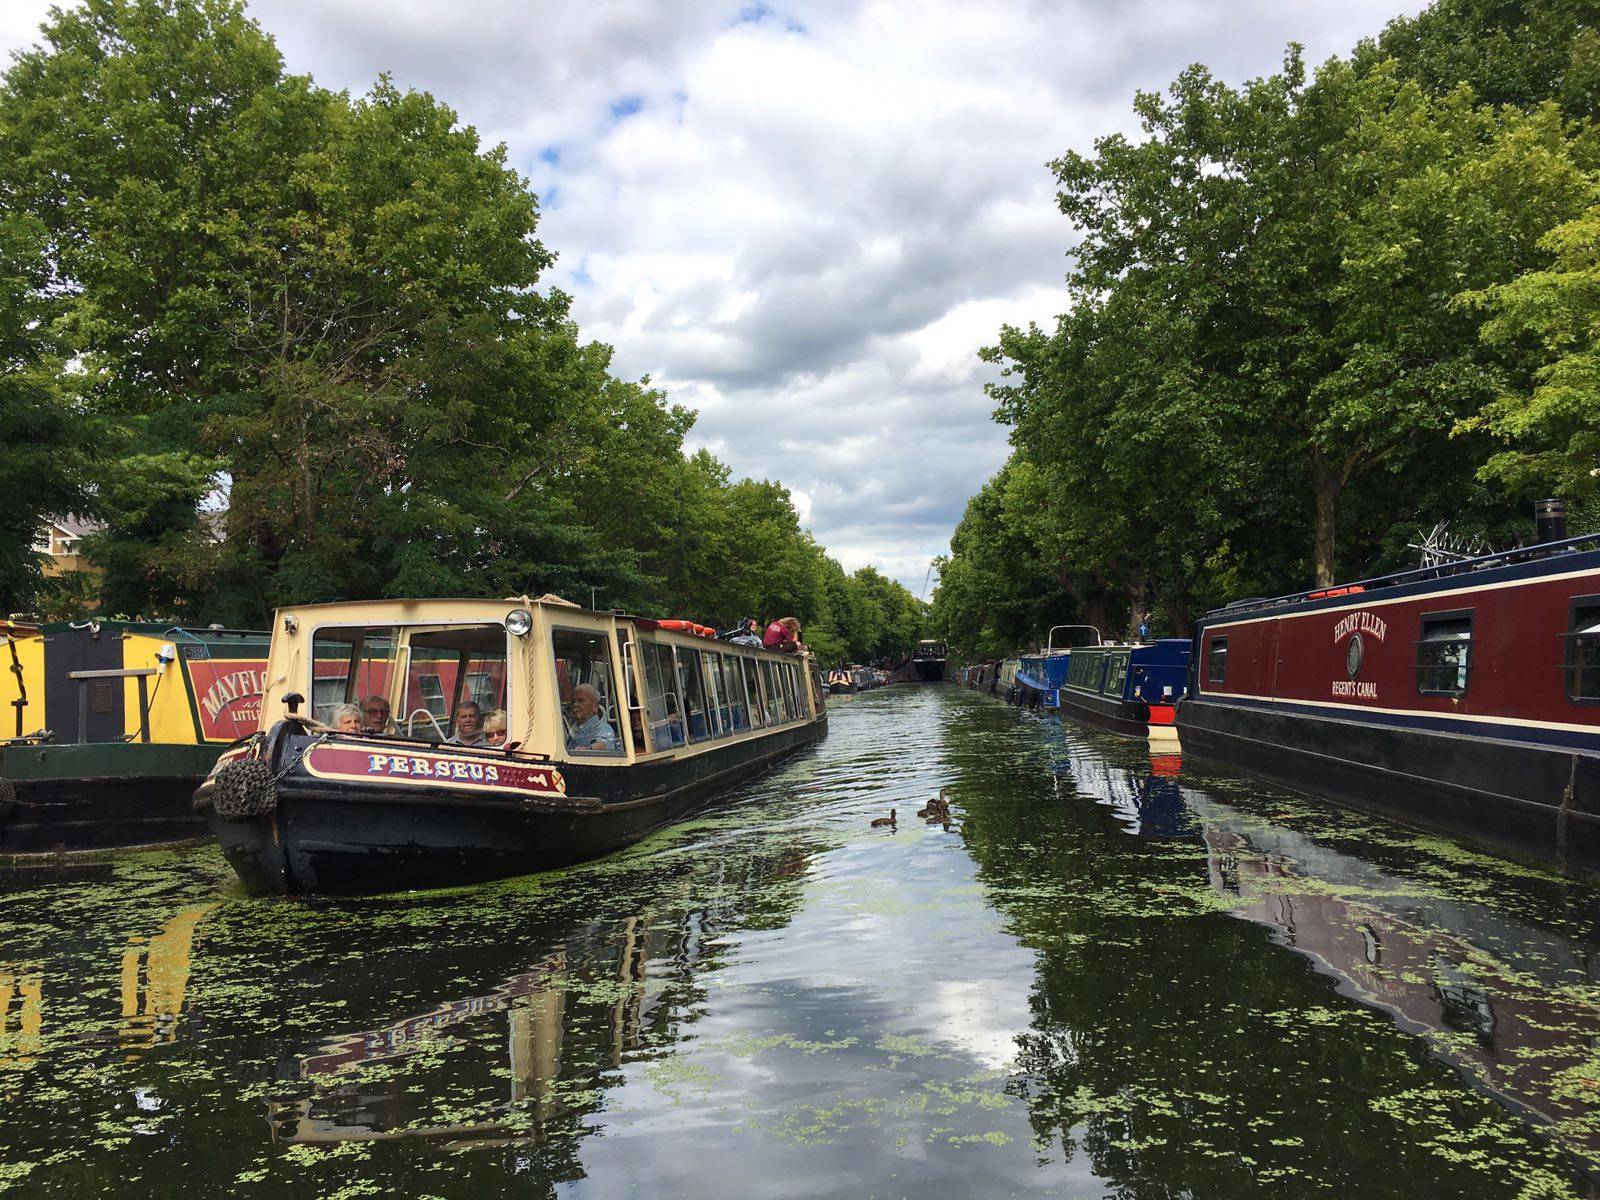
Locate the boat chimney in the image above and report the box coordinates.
[1535,498,1567,545]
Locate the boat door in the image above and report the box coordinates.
[1267,620,1282,696]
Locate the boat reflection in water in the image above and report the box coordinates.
[119,904,214,1056]
[1060,741,1600,1174]
[270,913,680,1147]
[1,897,212,1102]
[1187,791,1599,1169]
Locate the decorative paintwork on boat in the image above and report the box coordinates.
[195,596,828,895]
[1178,522,1600,875]
[0,621,268,855]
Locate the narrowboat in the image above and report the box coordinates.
[827,668,857,694]
[0,620,268,854]
[997,658,1021,703]
[195,597,828,895]
[1013,625,1099,709]
[912,639,947,682]
[1060,639,1190,737]
[1178,503,1600,875]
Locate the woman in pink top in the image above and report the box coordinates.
[762,616,802,653]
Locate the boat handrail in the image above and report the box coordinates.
[1204,532,1600,619]
[1046,624,1102,653]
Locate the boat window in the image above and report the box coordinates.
[1415,613,1472,697]
[1206,637,1228,685]
[674,646,712,743]
[762,660,787,723]
[642,641,684,749]
[1105,653,1129,696]
[552,628,623,756]
[1564,600,1600,703]
[777,662,793,718]
[311,627,397,727]
[408,625,509,743]
[724,655,751,731]
[701,653,726,737]
[417,672,447,717]
[617,628,649,752]
[743,657,769,726]
[792,664,812,718]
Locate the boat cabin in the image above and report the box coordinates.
[259,597,824,764]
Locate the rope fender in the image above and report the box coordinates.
[212,759,278,822]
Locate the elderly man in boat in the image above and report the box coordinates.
[567,683,619,753]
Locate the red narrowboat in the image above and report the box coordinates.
[1178,505,1600,876]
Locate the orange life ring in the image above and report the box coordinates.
[657,619,718,638]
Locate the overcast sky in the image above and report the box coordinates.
[1,0,1430,594]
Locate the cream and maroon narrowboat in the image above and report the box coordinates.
[194,597,827,895]
[1179,505,1600,876]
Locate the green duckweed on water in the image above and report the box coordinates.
[0,687,1597,1197]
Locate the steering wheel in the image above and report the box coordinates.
[405,707,448,742]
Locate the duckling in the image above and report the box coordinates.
[870,808,897,828]
[923,788,953,822]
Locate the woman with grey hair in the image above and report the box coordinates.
[330,702,362,734]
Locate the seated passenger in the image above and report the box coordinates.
[447,701,486,746]
[483,709,507,748]
[567,683,619,753]
[330,703,362,734]
[762,616,804,654]
[360,695,392,734]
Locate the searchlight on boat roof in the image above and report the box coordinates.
[505,608,533,637]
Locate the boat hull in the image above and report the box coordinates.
[199,718,828,896]
[1178,698,1600,876]
[1059,689,1153,738]
[0,742,221,856]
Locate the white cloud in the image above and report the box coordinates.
[1,0,1432,591]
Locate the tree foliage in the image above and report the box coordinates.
[0,0,922,659]
[936,0,1600,656]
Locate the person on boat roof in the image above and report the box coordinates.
[361,695,392,734]
[447,701,486,746]
[763,616,803,654]
[331,703,362,734]
[567,683,619,753]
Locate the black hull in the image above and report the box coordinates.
[1,743,219,856]
[200,718,828,896]
[1059,689,1152,738]
[1178,699,1600,877]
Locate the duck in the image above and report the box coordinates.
[921,788,953,821]
[870,808,897,828]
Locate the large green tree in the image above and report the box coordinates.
[0,212,94,612]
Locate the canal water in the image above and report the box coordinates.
[2,687,1598,1197]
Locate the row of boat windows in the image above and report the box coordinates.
[1204,599,1600,702]
[1066,651,1131,696]
[631,635,811,751]
[306,624,812,756]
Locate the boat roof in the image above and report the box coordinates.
[1203,532,1600,621]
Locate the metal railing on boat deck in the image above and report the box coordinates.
[1206,533,1600,619]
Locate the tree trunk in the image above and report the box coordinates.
[1161,597,1189,637]
[1311,448,1340,588]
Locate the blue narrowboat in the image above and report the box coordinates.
[1013,625,1101,710]
[1060,639,1191,737]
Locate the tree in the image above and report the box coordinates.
[0,212,94,612]
[1465,200,1600,505]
